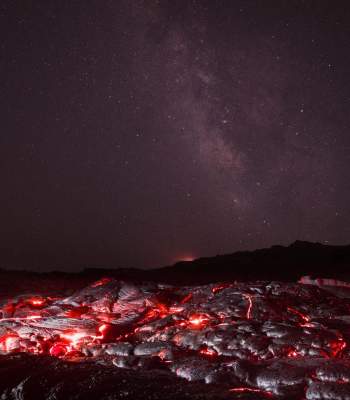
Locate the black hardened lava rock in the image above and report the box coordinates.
[0,354,228,400]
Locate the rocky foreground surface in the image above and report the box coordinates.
[2,277,350,399]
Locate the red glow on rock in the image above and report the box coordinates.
[199,347,217,356]
[287,349,299,358]
[336,378,350,384]
[299,322,316,328]
[30,298,45,306]
[65,306,90,318]
[97,324,109,338]
[98,324,108,333]
[138,309,158,325]
[330,337,347,357]
[157,348,172,360]
[189,314,210,328]
[180,293,193,304]
[91,278,112,287]
[156,303,168,316]
[287,306,310,323]
[138,303,168,325]
[229,387,273,397]
[60,331,88,345]
[49,343,68,357]
[212,283,231,294]
[0,335,19,352]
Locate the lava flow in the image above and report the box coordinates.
[1,278,350,398]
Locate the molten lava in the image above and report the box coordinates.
[188,313,211,328]
[1,278,350,398]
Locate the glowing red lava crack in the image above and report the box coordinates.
[242,293,253,319]
[229,387,273,397]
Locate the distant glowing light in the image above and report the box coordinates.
[176,255,195,262]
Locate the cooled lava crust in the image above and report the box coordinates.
[2,278,350,399]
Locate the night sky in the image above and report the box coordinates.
[1,1,350,271]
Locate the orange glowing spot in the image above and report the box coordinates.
[29,298,45,306]
[92,323,110,340]
[61,331,87,345]
[0,335,19,352]
[212,283,231,294]
[287,349,298,358]
[98,324,108,335]
[189,314,210,328]
[199,347,217,356]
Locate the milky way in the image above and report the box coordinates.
[1,1,350,270]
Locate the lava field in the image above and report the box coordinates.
[2,278,350,399]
